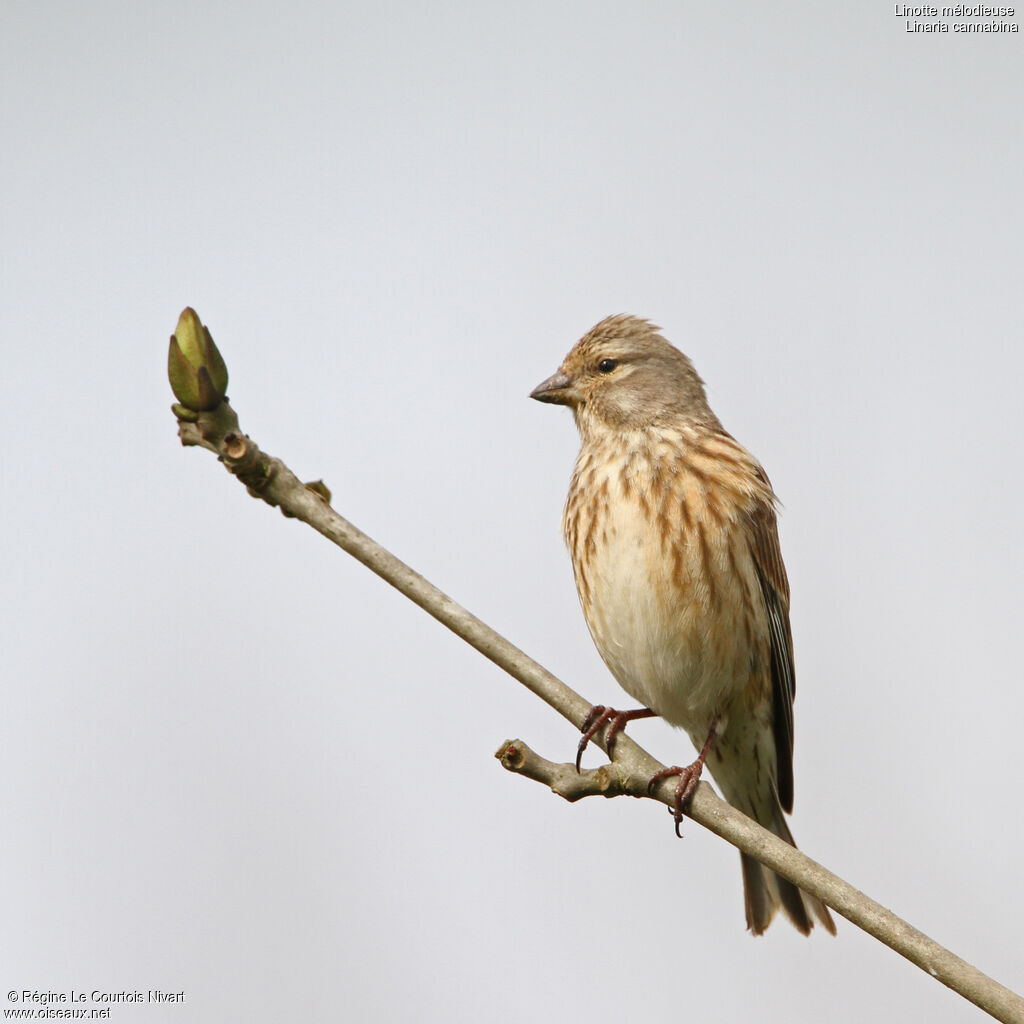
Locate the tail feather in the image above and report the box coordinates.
[741,805,836,936]
[705,721,835,937]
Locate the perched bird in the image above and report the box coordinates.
[530,314,835,937]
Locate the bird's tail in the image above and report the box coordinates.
[739,797,836,936]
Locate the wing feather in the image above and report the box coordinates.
[748,502,796,813]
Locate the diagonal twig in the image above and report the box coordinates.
[172,390,1024,1024]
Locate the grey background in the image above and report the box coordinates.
[3,3,1022,1022]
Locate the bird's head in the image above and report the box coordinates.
[530,314,718,433]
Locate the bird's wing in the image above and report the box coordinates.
[748,503,796,814]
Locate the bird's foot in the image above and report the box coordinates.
[647,727,717,837]
[576,705,657,772]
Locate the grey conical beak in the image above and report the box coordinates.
[530,370,574,405]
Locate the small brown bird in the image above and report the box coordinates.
[531,314,835,936]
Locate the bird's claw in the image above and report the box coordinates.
[647,726,717,837]
[648,763,704,837]
[576,705,614,772]
[575,705,657,772]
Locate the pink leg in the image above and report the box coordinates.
[576,705,658,772]
[647,726,718,837]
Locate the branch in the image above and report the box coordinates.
[167,310,1024,1024]
[496,741,1024,1021]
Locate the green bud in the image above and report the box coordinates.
[170,402,200,422]
[168,307,229,411]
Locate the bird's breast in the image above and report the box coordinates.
[563,433,767,732]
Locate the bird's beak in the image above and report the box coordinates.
[530,369,577,406]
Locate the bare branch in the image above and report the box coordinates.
[496,740,1024,1024]
[495,739,638,801]
[171,349,1024,1024]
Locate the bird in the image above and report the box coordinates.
[530,314,835,936]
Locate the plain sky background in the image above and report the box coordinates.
[2,3,1022,1022]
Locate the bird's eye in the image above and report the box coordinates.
[598,358,619,374]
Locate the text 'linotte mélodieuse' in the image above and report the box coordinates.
[895,4,1019,30]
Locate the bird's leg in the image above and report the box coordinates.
[647,725,718,838]
[576,705,657,772]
